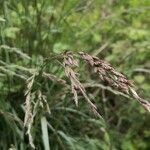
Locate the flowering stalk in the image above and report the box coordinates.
[63,51,101,117]
[79,52,150,112]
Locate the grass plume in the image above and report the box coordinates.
[79,52,150,112]
[63,51,101,117]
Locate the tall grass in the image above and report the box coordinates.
[0,0,150,149]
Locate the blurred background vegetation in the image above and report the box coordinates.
[0,0,150,149]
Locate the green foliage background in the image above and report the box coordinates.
[0,0,150,149]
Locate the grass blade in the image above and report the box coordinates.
[41,116,50,150]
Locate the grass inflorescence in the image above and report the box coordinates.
[23,51,150,148]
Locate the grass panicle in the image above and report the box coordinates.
[79,52,150,112]
[63,51,101,117]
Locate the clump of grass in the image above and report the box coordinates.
[23,50,150,148]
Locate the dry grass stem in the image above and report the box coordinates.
[43,72,66,85]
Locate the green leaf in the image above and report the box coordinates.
[4,27,20,39]
[41,117,50,150]
[0,17,6,22]
[53,42,70,54]
[134,75,145,83]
